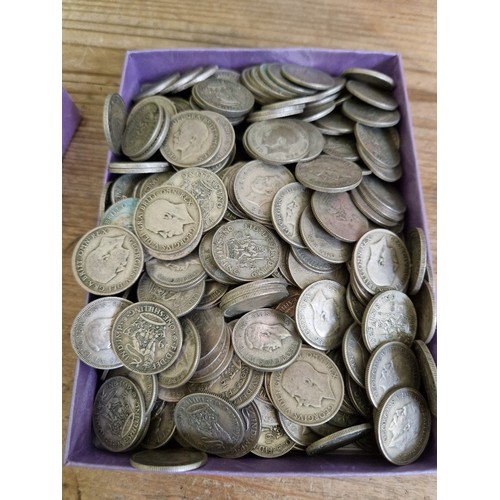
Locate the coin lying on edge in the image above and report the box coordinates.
[130,448,208,472]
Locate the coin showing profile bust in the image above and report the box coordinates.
[295,279,351,351]
[375,386,431,465]
[268,346,344,426]
[72,224,144,296]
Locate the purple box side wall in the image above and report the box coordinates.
[62,87,81,157]
[65,48,437,477]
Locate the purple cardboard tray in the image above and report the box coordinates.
[64,48,437,477]
[62,87,81,157]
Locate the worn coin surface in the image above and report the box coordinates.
[365,341,420,408]
[167,167,228,232]
[160,110,222,168]
[299,205,353,264]
[346,80,398,111]
[251,395,295,458]
[353,228,411,296]
[362,290,417,351]
[111,301,183,375]
[103,93,127,155]
[354,123,400,168]
[411,279,437,344]
[173,392,245,456]
[271,182,311,248]
[101,198,139,233]
[295,279,351,351]
[233,160,295,225]
[72,225,144,296]
[311,190,370,243]
[232,308,302,372]
[342,97,400,128]
[375,386,431,465]
[269,346,345,426]
[342,67,395,90]
[281,64,344,91]
[211,219,280,282]
[133,185,202,259]
[155,318,200,390]
[341,322,370,388]
[92,375,146,452]
[244,118,310,165]
[70,297,131,370]
[295,155,363,193]
[130,448,208,472]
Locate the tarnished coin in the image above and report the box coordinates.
[145,253,206,291]
[111,301,183,375]
[311,190,371,243]
[211,219,281,282]
[231,368,265,410]
[365,341,420,408]
[315,111,355,135]
[357,142,402,183]
[233,160,295,225]
[346,375,372,418]
[299,205,353,264]
[352,228,411,296]
[137,272,204,317]
[251,395,295,458]
[362,290,417,352]
[295,279,351,351]
[72,225,144,296]
[322,134,360,161]
[342,67,395,91]
[192,77,255,117]
[196,280,229,310]
[157,318,201,389]
[188,351,253,403]
[101,197,139,233]
[187,306,226,362]
[278,413,319,448]
[199,110,236,167]
[166,167,228,232]
[297,120,326,162]
[346,282,366,324]
[264,63,317,97]
[165,66,207,94]
[356,175,406,222]
[268,346,345,426]
[110,173,145,204]
[70,297,132,370]
[271,182,311,248]
[375,387,431,465]
[216,402,262,458]
[133,185,202,260]
[413,340,437,417]
[103,93,127,155]
[108,161,170,175]
[106,366,158,417]
[130,448,208,472]
[306,423,372,455]
[407,227,428,296]
[197,227,239,285]
[136,400,177,449]
[290,245,339,274]
[133,72,181,101]
[346,80,398,111]
[354,123,400,169]
[173,392,245,456]
[411,280,437,344]
[160,110,222,168]
[342,97,400,128]
[295,155,363,193]
[341,322,370,388]
[349,188,401,228]
[92,375,146,452]
[281,64,345,91]
[170,64,219,94]
[232,308,302,372]
[121,99,165,159]
[219,278,289,318]
[243,119,310,165]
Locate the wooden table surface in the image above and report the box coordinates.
[62,1,437,498]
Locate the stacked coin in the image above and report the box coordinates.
[71,62,437,467]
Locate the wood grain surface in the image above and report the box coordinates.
[62,1,437,498]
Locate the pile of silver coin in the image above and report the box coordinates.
[70,62,437,470]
